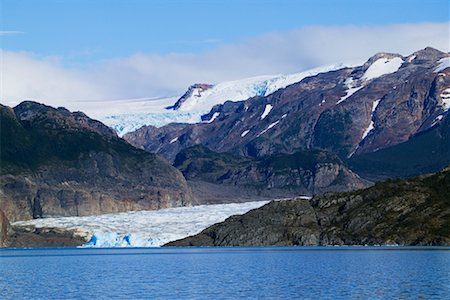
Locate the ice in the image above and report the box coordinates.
[435,57,450,73]
[361,99,381,141]
[12,201,272,247]
[175,63,349,113]
[261,104,273,120]
[102,111,204,137]
[362,57,404,81]
[92,63,352,136]
[241,129,250,137]
[337,77,363,104]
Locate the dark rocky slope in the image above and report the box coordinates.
[0,208,86,247]
[0,102,194,222]
[125,48,450,170]
[174,145,369,203]
[348,112,450,181]
[166,166,450,246]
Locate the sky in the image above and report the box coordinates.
[1,0,450,110]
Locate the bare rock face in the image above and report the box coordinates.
[0,102,194,222]
[168,83,214,110]
[124,48,450,163]
[0,209,11,247]
[166,165,450,247]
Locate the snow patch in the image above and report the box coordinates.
[205,112,220,123]
[435,57,450,73]
[361,99,381,141]
[241,129,250,137]
[407,55,416,63]
[257,120,280,137]
[431,115,444,127]
[337,77,363,104]
[169,137,178,144]
[12,201,271,248]
[261,104,273,120]
[362,57,404,81]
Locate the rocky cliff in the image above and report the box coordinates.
[0,102,194,222]
[166,165,450,246]
[125,48,450,179]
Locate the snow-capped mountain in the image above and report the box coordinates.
[98,63,349,136]
[124,47,450,166]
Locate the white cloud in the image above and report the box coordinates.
[1,22,449,116]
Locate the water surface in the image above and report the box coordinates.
[1,247,449,299]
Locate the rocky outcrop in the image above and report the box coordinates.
[0,102,195,222]
[174,145,370,203]
[124,48,450,171]
[166,165,450,246]
[167,83,214,110]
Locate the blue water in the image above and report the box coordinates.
[1,247,449,299]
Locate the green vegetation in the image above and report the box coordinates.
[0,104,149,174]
[174,145,345,182]
[312,110,354,157]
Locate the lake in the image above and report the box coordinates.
[1,247,449,299]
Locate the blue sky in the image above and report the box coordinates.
[1,0,449,110]
[2,0,449,62]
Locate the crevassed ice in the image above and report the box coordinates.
[98,63,352,136]
[12,201,271,248]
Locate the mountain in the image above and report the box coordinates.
[0,101,194,222]
[166,165,450,247]
[174,145,369,203]
[99,64,348,136]
[348,111,450,180]
[124,48,450,179]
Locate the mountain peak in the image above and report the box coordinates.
[412,47,448,60]
[168,83,214,110]
[362,52,404,69]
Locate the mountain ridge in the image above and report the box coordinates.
[124,47,450,180]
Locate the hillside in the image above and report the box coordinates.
[174,145,369,203]
[0,102,194,222]
[125,48,450,182]
[166,166,450,246]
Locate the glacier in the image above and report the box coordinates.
[12,200,273,247]
[95,63,350,136]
